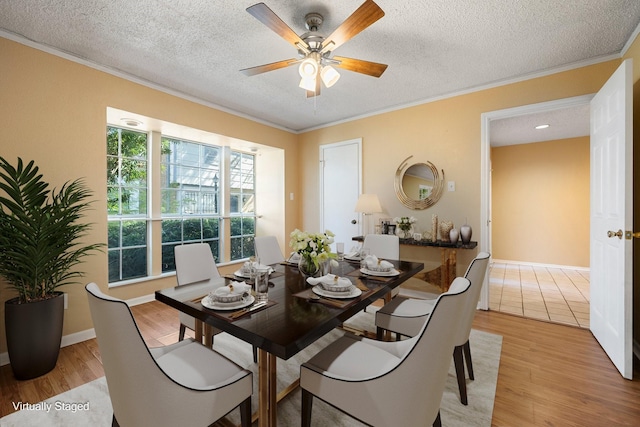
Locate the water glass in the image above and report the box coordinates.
[254,266,270,302]
[336,242,344,260]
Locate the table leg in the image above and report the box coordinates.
[440,248,447,291]
[194,320,204,344]
[258,349,277,427]
[203,324,214,348]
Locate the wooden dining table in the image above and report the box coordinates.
[155,258,424,427]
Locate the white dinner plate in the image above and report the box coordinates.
[360,267,400,277]
[344,253,361,261]
[312,286,362,299]
[201,294,255,311]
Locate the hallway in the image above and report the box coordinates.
[489,261,590,328]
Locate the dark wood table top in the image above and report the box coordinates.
[155,259,424,360]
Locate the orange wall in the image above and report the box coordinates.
[491,137,590,266]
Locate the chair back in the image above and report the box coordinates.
[174,243,220,285]
[362,234,400,260]
[327,277,470,426]
[456,252,491,345]
[85,283,176,426]
[254,235,285,265]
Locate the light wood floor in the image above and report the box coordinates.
[1,301,639,426]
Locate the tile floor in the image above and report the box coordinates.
[489,261,590,328]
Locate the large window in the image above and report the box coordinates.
[107,126,256,285]
[230,151,256,260]
[106,127,149,282]
[160,138,221,272]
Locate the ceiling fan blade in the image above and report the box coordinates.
[240,58,300,76]
[320,0,384,54]
[247,3,307,49]
[332,56,388,77]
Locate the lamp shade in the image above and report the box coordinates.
[354,194,382,213]
[320,65,340,88]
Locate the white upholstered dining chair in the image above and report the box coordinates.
[174,243,220,342]
[300,276,471,427]
[175,243,258,363]
[86,283,253,427]
[375,251,491,405]
[362,233,400,260]
[254,235,285,265]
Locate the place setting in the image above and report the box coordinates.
[294,274,369,308]
[347,254,401,282]
[196,280,275,321]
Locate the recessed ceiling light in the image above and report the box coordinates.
[121,118,143,127]
[535,124,550,130]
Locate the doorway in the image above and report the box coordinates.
[479,95,593,326]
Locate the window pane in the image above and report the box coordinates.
[107,221,120,247]
[162,243,178,272]
[206,240,220,263]
[183,218,202,241]
[121,220,147,247]
[202,218,219,239]
[162,219,182,243]
[108,250,120,282]
[161,188,180,214]
[243,217,255,235]
[121,247,147,280]
[120,159,147,186]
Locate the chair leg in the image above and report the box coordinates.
[112,414,120,427]
[453,345,468,405]
[239,396,252,427]
[301,389,314,427]
[433,410,442,427]
[253,345,258,363]
[463,339,474,380]
[178,324,186,341]
[376,326,384,340]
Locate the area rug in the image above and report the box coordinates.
[0,311,501,426]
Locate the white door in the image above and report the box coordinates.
[590,59,633,379]
[320,139,362,249]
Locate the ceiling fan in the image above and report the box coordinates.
[240,0,388,98]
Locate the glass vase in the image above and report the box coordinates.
[298,256,320,278]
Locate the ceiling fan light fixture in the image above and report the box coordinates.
[298,57,318,78]
[299,76,317,92]
[321,65,340,88]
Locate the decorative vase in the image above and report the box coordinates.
[449,228,460,244]
[298,256,320,278]
[460,221,473,244]
[440,221,453,242]
[398,226,413,239]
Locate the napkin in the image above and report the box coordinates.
[306,274,352,289]
[214,281,251,296]
[364,255,394,270]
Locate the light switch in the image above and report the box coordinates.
[448,181,456,191]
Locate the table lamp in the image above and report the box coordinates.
[354,194,382,236]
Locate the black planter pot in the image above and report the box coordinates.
[5,292,64,380]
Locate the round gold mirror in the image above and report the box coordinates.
[394,156,445,209]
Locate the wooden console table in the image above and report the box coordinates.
[353,236,478,291]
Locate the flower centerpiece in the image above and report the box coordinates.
[289,229,337,277]
[394,216,417,238]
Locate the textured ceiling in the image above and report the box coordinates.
[1,0,639,136]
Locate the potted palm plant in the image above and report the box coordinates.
[0,157,102,380]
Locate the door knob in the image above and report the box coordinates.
[351,219,357,224]
[607,229,623,239]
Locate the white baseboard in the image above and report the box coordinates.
[491,258,590,271]
[1,293,157,367]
